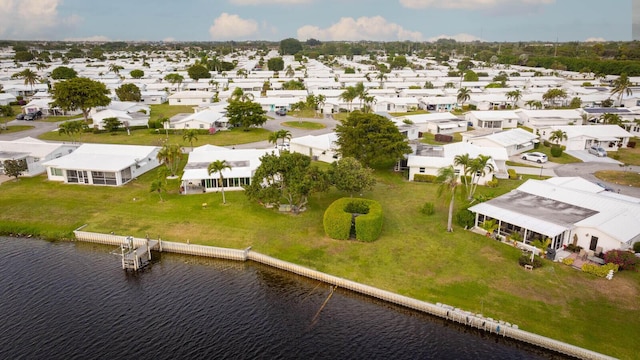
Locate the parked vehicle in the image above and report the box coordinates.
[23,111,43,121]
[275,108,287,116]
[521,152,548,163]
[588,146,607,157]
[15,113,25,120]
[596,182,614,192]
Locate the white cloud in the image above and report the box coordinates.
[209,13,259,40]
[63,35,111,42]
[428,33,484,42]
[399,0,555,10]
[230,0,311,4]
[297,16,422,41]
[585,37,606,42]
[163,37,177,42]
[0,0,81,39]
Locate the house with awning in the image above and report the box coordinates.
[464,128,540,156]
[43,144,160,186]
[541,125,631,151]
[180,145,274,194]
[0,137,78,177]
[468,177,640,253]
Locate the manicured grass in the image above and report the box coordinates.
[420,132,463,144]
[281,121,325,130]
[37,127,270,146]
[40,115,84,123]
[289,109,321,118]
[0,125,34,134]
[149,103,195,123]
[0,169,637,358]
[389,110,430,116]
[332,113,349,121]
[505,160,540,168]
[595,170,640,187]
[613,143,640,166]
[529,145,581,164]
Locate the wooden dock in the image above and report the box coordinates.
[120,236,159,271]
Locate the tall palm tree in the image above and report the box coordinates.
[506,89,522,108]
[468,155,494,199]
[109,63,122,76]
[156,143,183,177]
[375,71,387,88]
[457,87,471,108]
[611,73,632,106]
[580,113,594,125]
[182,129,198,148]
[436,165,460,232]
[542,88,568,108]
[285,65,295,78]
[525,100,537,109]
[453,153,472,195]
[207,160,231,204]
[601,113,622,126]
[270,129,292,148]
[362,95,376,113]
[339,86,358,112]
[13,69,39,91]
[549,129,567,146]
[354,82,368,110]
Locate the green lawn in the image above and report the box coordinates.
[281,121,325,130]
[289,109,321,118]
[0,125,34,134]
[0,169,637,359]
[389,110,430,116]
[40,115,84,123]
[149,103,195,123]
[420,132,463,144]
[526,145,581,164]
[614,142,640,166]
[595,170,640,187]
[37,127,270,147]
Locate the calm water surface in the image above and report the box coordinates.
[0,237,567,359]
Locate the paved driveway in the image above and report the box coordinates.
[565,150,621,164]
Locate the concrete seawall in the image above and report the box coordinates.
[73,230,617,360]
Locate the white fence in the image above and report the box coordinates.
[73,229,616,360]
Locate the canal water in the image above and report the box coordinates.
[0,237,568,359]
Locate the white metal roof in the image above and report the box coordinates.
[181,148,274,181]
[42,144,159,172]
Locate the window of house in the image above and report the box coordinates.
[51,168,62,176]
[199,124,204,129]
[419,167,425,173]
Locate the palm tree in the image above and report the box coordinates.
[611,73,632,106]
[207,160,231,204]
[601,113,622,126]
[580,113,594,125]
[453,153,472,195]
[549,129,567,146]
[436,165,460,232]
[13,69,39,91]
[285,65,295,78]
[164,73,184,92]
[354,82,368,110]
[362,95,376,113]
[156,143,183,177]
[506,89,522,108]
[270,129,292,148]
[525,100,537,109]
[468,155,494,199]
[182,129,198,148]
[109,63,123,76]
[542,88,568,108]
[375,71,387,88]
[150,178,167,202]
[339,86,358,111]
[230,87,254,102]
[457,87,471,108]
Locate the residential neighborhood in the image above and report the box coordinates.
[1,40,640,359]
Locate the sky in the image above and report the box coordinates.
[0,0,633,43]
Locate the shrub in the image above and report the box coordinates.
[413,174,437,183]
[627,141,636,149]
[486,179,499,188]
[518,255,543,268]
[604,250,639,271]
[565,243,582,253]
[323,198,383,242]
[550,145,563,157]
[562,257,574,266]
[582,263,619,277]
[634,241,640,253]
[543,140,551,147]
[455,209,475,228]
[420,202,435,216]
[508,169,517,180]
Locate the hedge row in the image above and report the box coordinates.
[323,198,383,242]
[581,263,619,277]
[413,174,437,183]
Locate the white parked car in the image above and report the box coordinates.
[521,152,548,163]
[588,146,607,157]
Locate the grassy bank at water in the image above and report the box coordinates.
[0,170,637,359]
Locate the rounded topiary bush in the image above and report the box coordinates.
[550,145,563,157]
[323,198,383,242]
